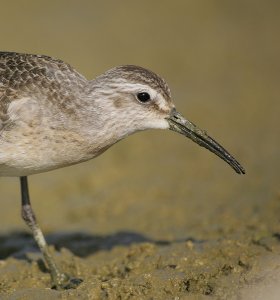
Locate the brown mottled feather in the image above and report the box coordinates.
[0,52,87,129]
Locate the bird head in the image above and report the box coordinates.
[92,65,245,174]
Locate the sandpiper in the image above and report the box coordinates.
[0,52,245,289]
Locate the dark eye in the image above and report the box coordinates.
[137,92,151,103]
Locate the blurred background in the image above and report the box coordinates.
[0,1,279,242]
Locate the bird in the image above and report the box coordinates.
[0,51,245,289]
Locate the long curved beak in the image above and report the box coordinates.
[166,110,245,174]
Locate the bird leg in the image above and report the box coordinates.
[20,176,82,289]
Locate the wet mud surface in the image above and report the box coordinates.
[0,204,280,300]
[0,1,279,299]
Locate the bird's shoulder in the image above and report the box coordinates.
[0,52,88,130]
[0,52,87,98]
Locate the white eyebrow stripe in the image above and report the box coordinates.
[117,83,156,94]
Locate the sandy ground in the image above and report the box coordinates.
[0,1,279,299]
[0,173,280,299]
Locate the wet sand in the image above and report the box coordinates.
[0,171,279,300]
[0,1,279,299]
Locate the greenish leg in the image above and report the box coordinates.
[20,176,83,289]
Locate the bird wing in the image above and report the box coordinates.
[0,52,87,131]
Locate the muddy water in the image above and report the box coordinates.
[0,1,280,299]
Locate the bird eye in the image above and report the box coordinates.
[136,92,151,103]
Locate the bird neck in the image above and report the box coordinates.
[72,83,138,159]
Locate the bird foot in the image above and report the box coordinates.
[51,272,83,290]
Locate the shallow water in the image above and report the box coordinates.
[0,1,279,299]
